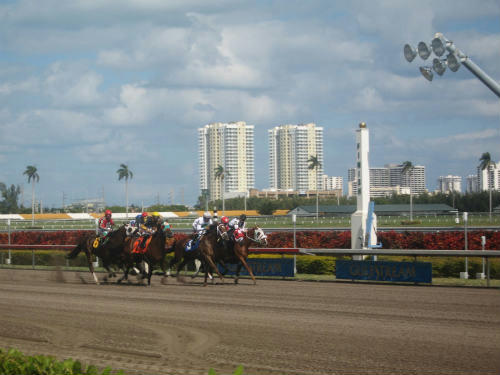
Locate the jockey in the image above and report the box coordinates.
[98,209,114,237]
[186,211,212,251]
[228,214,247,242]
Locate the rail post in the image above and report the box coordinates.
[477,236,486,280]
[293,214,297,275]
[460,212,469,279]
[7,218,12,265]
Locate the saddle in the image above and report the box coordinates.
[185,238,200,252]
[132,236,153,254]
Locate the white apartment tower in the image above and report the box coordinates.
[477,161,500,192]
[269,123,324,191]
[199,122,255,201]
[437,175,462,193]
[466,175,479,193]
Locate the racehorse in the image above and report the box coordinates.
[66,225,127,284]
[117,221,173,286]
[198,223,229,286]
[165,223,228,285]
[215,226,267,285]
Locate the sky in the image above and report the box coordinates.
[1,0,499,209]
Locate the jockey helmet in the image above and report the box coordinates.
[142,212,148,217]
[203,211,211,220]
[239,214,247,221]
[221,216,229,224]
[152,212,160,217]
[105,209,112,217]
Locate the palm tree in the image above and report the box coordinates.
[308,155,322,220]
[401,161,414,221]
[117,164,133,218]
[479,152,494,221]
[214,165,228,214]
[23,165,39,226]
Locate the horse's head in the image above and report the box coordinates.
[216,223,229,241]
[253,226,267,246]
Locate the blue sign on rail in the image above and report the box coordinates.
[336,260,432,283]
[218,258,295,277]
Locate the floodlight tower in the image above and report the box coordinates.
[351,122,378,258]
[404,32,500,97]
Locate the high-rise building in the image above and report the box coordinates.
[437,175,462,193]
[199,121,254,201]
[477,161,500,192]
[322,175,343,193]
[348,164,426,197]
[269,123,324,191]
[466,175,478,193]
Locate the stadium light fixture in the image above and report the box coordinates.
[403,44,417,62]
[417,41,431,60]
[432,58,447,76]
[419,66,433,81]
[446,53,461,72]
[404,32,500,98]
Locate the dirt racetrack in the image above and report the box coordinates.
[0,269,499,375]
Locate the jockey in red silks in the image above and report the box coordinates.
[98,209,115,237]
[228,214,246,242]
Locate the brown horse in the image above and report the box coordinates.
[215,226,268,285]
[197,223,229,286]
[117,221,173,285]
[66,225,128,284]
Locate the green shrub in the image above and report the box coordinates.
[0,348,124,375]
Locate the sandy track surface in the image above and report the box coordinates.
[0,269,499,375]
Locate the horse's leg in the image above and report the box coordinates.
[85,247,99,285]
[234,263,242,284]
[117,266,130,283]
[203,253,224,284]
[237,256,256,285]
[176,258,189,282]
[192,259,202,279]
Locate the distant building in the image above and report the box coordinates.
[477,161,500,192]
[269,123,324,192]
[199,121,255,201]
[466,175,478,193]
[249,188,341,200]
[437,175,462,193]
[322,175,343,193]
[347,163,424,198]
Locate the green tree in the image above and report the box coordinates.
[0,183,21,213]
[479,152,494,220]
[401,161,414,221]
[23,165,39,225]
[308,155,322,220]
[117,164,133,218]
[257,199,276,215]
[214,165,228,214]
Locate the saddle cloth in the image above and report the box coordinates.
[132,236,152,254]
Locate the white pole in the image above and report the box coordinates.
[293,214,297,275]
[460,212,469,279]
[7,219,11,265]
[477,236,486,280]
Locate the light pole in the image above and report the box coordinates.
[404,33,500,98]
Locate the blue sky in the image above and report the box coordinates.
[1,0,499,208]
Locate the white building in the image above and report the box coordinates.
[199,121,255,201]
[322,175,343,193]
[477,161,500,192]
[438,175,462,193]
[466,175,478,193]
[269,123,324,191]
[348,164,426,198]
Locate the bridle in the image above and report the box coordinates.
[217,223,229,240]
[245,227,267,245]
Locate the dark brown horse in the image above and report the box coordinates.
[197,223,229,285]
[215,226,268,285]
[66,225,127,284]
[117,221,173,285]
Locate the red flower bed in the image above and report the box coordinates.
[1,230,499,251]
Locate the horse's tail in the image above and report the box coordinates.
[66,237,88,259]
